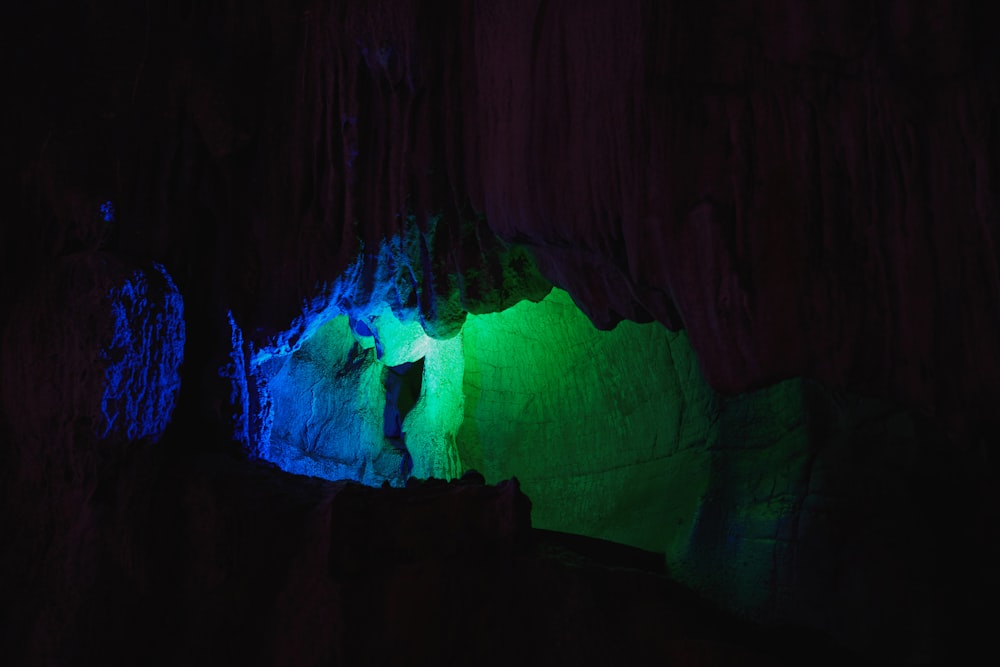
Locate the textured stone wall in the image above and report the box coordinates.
[465,1,1000,439]
[255,305,467,486]
[8,1,998,437]
[1,252,184,451]
[0,253,184,664]
[456,288,982,660]
[3,1,999,663]
[460,288,714,552]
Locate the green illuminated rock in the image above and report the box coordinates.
[260,287,810,595]
[459,288,717,553]
[255,284,950,640]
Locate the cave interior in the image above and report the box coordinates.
[2,1,1000,665]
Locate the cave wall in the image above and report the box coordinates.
[465,0,1000,439]
[458,288,715,551]
[239,284,984,660]
[3,0,1000,663]
[256,304,466,486]
[455,289,978,661]
[7,0,999,437]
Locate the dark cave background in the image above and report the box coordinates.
[2,1,999,665]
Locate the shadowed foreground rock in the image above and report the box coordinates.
[0,433,857,667]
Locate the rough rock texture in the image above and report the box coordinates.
[236,285,996,661]
[467,1,1000,440]
[256,308,465,486]
[258,314,402,485]
[1,253,184,450]
[6,1,998,431]
[3,0,1000,664]
[458,289,992,662]
[0,253,184,666]
[459,288,714,550]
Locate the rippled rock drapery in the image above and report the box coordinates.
[467,1,1000,437]
[7,1,998,435]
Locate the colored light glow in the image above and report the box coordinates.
[100,263,184,443]
[254,302,466,487]
[100,200,116,222]
[459,288,718,552]
[251,288,723,549]
[247,285,810,611]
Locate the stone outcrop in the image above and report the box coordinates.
[1,252,184,451]
[2,1,999,664]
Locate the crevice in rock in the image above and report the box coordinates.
[383,356,424,482]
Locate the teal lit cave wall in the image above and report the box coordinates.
[457,288,809,616]
[239,282,942,628]
[244,286,802,605]
[253,303,464,486]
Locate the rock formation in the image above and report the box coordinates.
[2,1,998,664]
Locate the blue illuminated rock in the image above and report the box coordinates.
[1,253,184,450]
